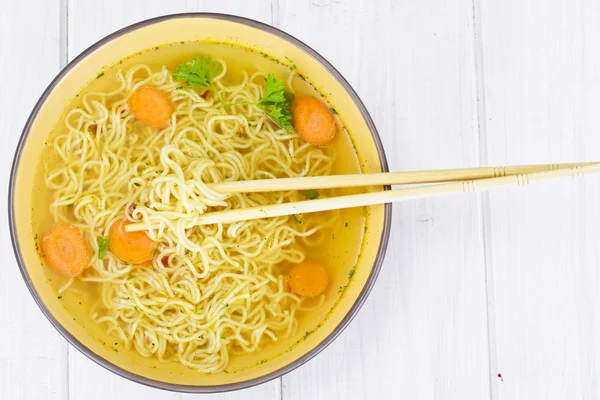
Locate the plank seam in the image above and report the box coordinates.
[59,0,69,68]
[271,0,280,28]
[470,0,498,399]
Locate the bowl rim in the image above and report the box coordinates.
[8,12,391,393]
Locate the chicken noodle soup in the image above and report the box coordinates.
[34,42,366,373]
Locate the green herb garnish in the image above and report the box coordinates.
[259,75,288,104]
[293,214,303,224]
[348,267,355,279]
[255,75,294,131]
[329,107,338,115]
[96,72,104,79]
[97,236,110,260]
[173,56,221,90]
[302,189,320,200]
[223,73,295,131]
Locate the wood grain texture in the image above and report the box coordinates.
[275,1,491,399]
[0,1,67,399]
[479,0,600,398]
[67,0,273,59]
[8,0,600,398]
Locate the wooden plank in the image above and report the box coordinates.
[67,2,282,399]
[67,0,272,59]
[479,0,600,398]
[277,1,491,399]
[0,1,66,399]
[68,358,280,400]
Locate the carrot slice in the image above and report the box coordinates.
[41,224,89,277]
[128,87,174,129]
[108,219,156,265]
[291,96,336,145]
[288,261,329,297]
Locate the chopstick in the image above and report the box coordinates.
[208,162,598,193]
[125,162,600,230]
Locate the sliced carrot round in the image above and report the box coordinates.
[291,96,336,145]
[128,87,174,129]
[41,224,89,277]
[288,261,329,297]
[108,219,155,265]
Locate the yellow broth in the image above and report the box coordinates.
[31,42,366,371]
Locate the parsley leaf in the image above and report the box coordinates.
[97,237,110,260]
[329,107,338,115]
[223,73,295,131]
[284,91,295,105]
[256,74,294,131]
[264,103,294,131]
[173,56,221,90]
[293,214,303,224]
[302,189,320,200]
[258,74,287,105]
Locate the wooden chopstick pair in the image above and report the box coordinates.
[125,162,600,231]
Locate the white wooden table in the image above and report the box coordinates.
[2,0,600,399]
